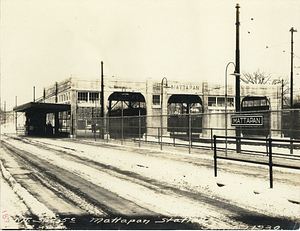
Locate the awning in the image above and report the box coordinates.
[168,94,202,105]
[108,92,145,102]
[13,102,71,113]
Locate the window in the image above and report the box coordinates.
[89,92,99,102]
[254,100,260,107]
[78,92,88,102]
[209,97,234,107]
[208,97,216,106]
[227,98,234,107]
[152,95,160,105]
[217,97,225,107]
[261,99,267,106]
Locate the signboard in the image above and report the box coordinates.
[231,115,263,126]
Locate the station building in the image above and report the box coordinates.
[34,76,281,138]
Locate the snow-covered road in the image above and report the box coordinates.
[1,133,299,230]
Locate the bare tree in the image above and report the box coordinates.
[241,69,272,84]
[241,69,291,108]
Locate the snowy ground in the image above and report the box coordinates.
[1,123,300,229]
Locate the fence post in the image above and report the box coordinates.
[269,138,273,189]
[189,112,192,154]
[85,119,87,139]
[94,121,96,141]
[139,111,141,148]
[99,117,104,139]
[160,114,163,151]
[145,126,147,143]
[106,118,109,143]
[211,128,213,150]
[214,135,217,177]
[173,124,175,146]
[158,127,160,144]
[121,111,124,145]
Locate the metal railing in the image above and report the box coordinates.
[73,109,300,154]
[213,135,300,188]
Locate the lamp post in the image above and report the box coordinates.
[225,62,240,156]
[161,77,168,150]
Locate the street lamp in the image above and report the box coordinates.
[225,62,240,156]
[161,77,168,150]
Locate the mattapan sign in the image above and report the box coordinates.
[231,115,263,126]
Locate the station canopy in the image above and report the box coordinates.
[168,94,202,105]
[108,92,145,102]
[13,102,71,114]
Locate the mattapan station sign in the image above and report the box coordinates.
[231,115,263,126]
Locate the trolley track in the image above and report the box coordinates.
[1,135,298,229]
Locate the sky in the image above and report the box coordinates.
[1,0,300,110]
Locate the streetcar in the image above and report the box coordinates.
[167,94,203,138]
[107,92,146,139]
[240,96,270,137]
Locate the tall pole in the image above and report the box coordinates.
[290,27,297,108]
[235,3,241,112]
[33,86,36,102]
[235,3,241,153]
[43,88,46,103]
[100,61,104,139]
[101,61,104,118]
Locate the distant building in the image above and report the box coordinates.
[38,76,281,138]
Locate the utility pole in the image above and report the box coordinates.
[235,3,241,112]
[101,61,104,118]
[33,86,36,102]
[235,3,241,153]
[100,61,104,139]
[290,27,297,108]
[282,79,284,109]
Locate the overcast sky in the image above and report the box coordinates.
[1,0,300,109]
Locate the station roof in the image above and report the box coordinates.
[13,102,71,113]
[168,94,202,104]
[108,92,145,102]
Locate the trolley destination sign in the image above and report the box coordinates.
[231,115,263,126]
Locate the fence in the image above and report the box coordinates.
[213,135,300,188]
[73,108,300,155]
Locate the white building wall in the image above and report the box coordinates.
[43,77,281,139]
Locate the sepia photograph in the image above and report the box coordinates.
[1,0,300,230]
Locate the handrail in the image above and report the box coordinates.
[213,135,300,189]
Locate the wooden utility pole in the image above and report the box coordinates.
[235,3,241,153]
[290,27,297,108]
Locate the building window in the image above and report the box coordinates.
[152,95,160,105]
[208,97,216,106]
[78,92,88,102]
[217,97,225,107]
[89,92,99,102]
[209,96,234,107]
[227,98,234,107]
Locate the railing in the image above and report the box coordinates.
[213,135,300,188]
[73,111,300,155]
